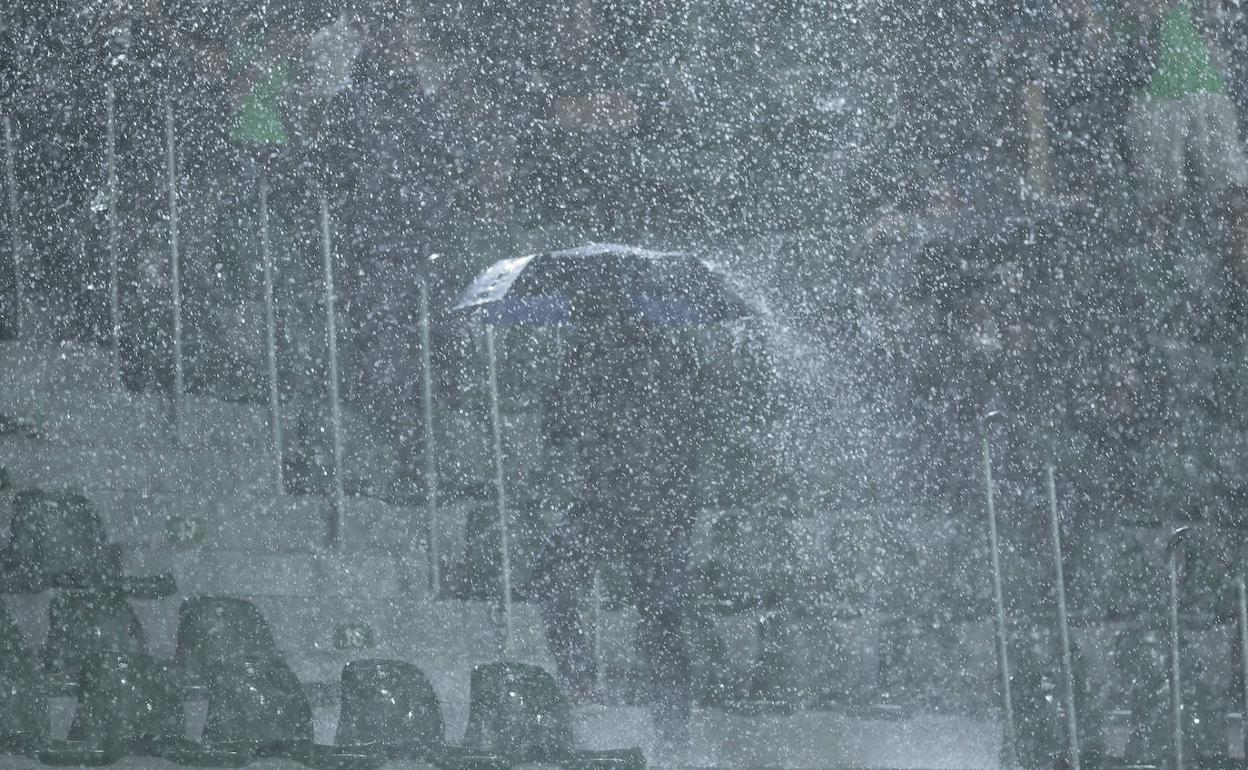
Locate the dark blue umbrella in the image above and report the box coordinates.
[451,243,752,325]
[448,244,752,653]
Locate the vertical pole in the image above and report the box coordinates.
[164,98,184,445]
[593,570,604,691]
[105,83,121,384]
[1168,536,1186,770]
[320,195,345,546]
[1046,466,1080,770]
[1022,81,1051,199]
[983,439,1017,770]
[4,115,22,338]
[1236,574,1248,761]
[419,280,441,595]
[259,179,284,495]
[485,324,512,656]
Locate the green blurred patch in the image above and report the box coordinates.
[333,623,376,651]
[165,516,205,549]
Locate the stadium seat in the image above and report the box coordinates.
[201,656,314,752]
[173,596,280,688]
[42,590,146,686]
[202,654,388,769]
[0,490,110,592]
[40,652,168,766]
[0,489,176,597]
[463,662,574,761]
[463,662,645,769]
[71,652,184,753]
[334,658,507,769]
[42,650,273,768]
[0,599,49,757]
[336,659,445,751]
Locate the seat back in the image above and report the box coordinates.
[68,652,184,751]
[42,591,146,682]
[202,657,313,748]
[173,596,279,686]
[0,599,48,751]
[462,662,573,762]
[336,659,444,749]
[3,490,110,590]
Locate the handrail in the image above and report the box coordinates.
[1166,526,1192,770]
[4,115,22,339]
[1162,524,1248,770]
[1048,466,1080,770]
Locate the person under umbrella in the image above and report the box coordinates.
[453,244,751,753]
[534,299,706,750]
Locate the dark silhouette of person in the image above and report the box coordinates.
[532,306,707,747]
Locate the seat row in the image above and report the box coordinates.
[0,489,174,597]
[0,595,644,769]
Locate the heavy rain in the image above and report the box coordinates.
[1,1,1247,769]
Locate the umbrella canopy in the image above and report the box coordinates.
[451,243,752,324]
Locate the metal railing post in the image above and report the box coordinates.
[164,98,185,445]
[105,83,121,384]
[983,438,1017,770]
[593,570,604,691]
[319,194,345,546]
[1237,574,1248,761]
[1046,466,1080,770]
[485,323,512,656]
[260,178,284,495]
[4,115,22,338]
[1166,526,1190,770]
[419,279,440,595]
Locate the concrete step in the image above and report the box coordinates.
[78,492,426,554]
[0,341,409,508]
[0,396,404,500]
[0,438,275,495]
[0,387,173,448]
[574,707,1000,769]
[122,546,410,600]
[0,342,273,449]
[0,388,272,451]
[0,341,115,394]
[0,706,1003,769]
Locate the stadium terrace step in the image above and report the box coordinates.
[571,707,1002,769]
[0,389,272,453]
[71,490,293,549]
[168,549,405,600]
[0,342,116,396]
[0,390,172,449]
[0,340,394,441]
[0,439,275,495]
[14,701,1007,770]
[99,494,424,554]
